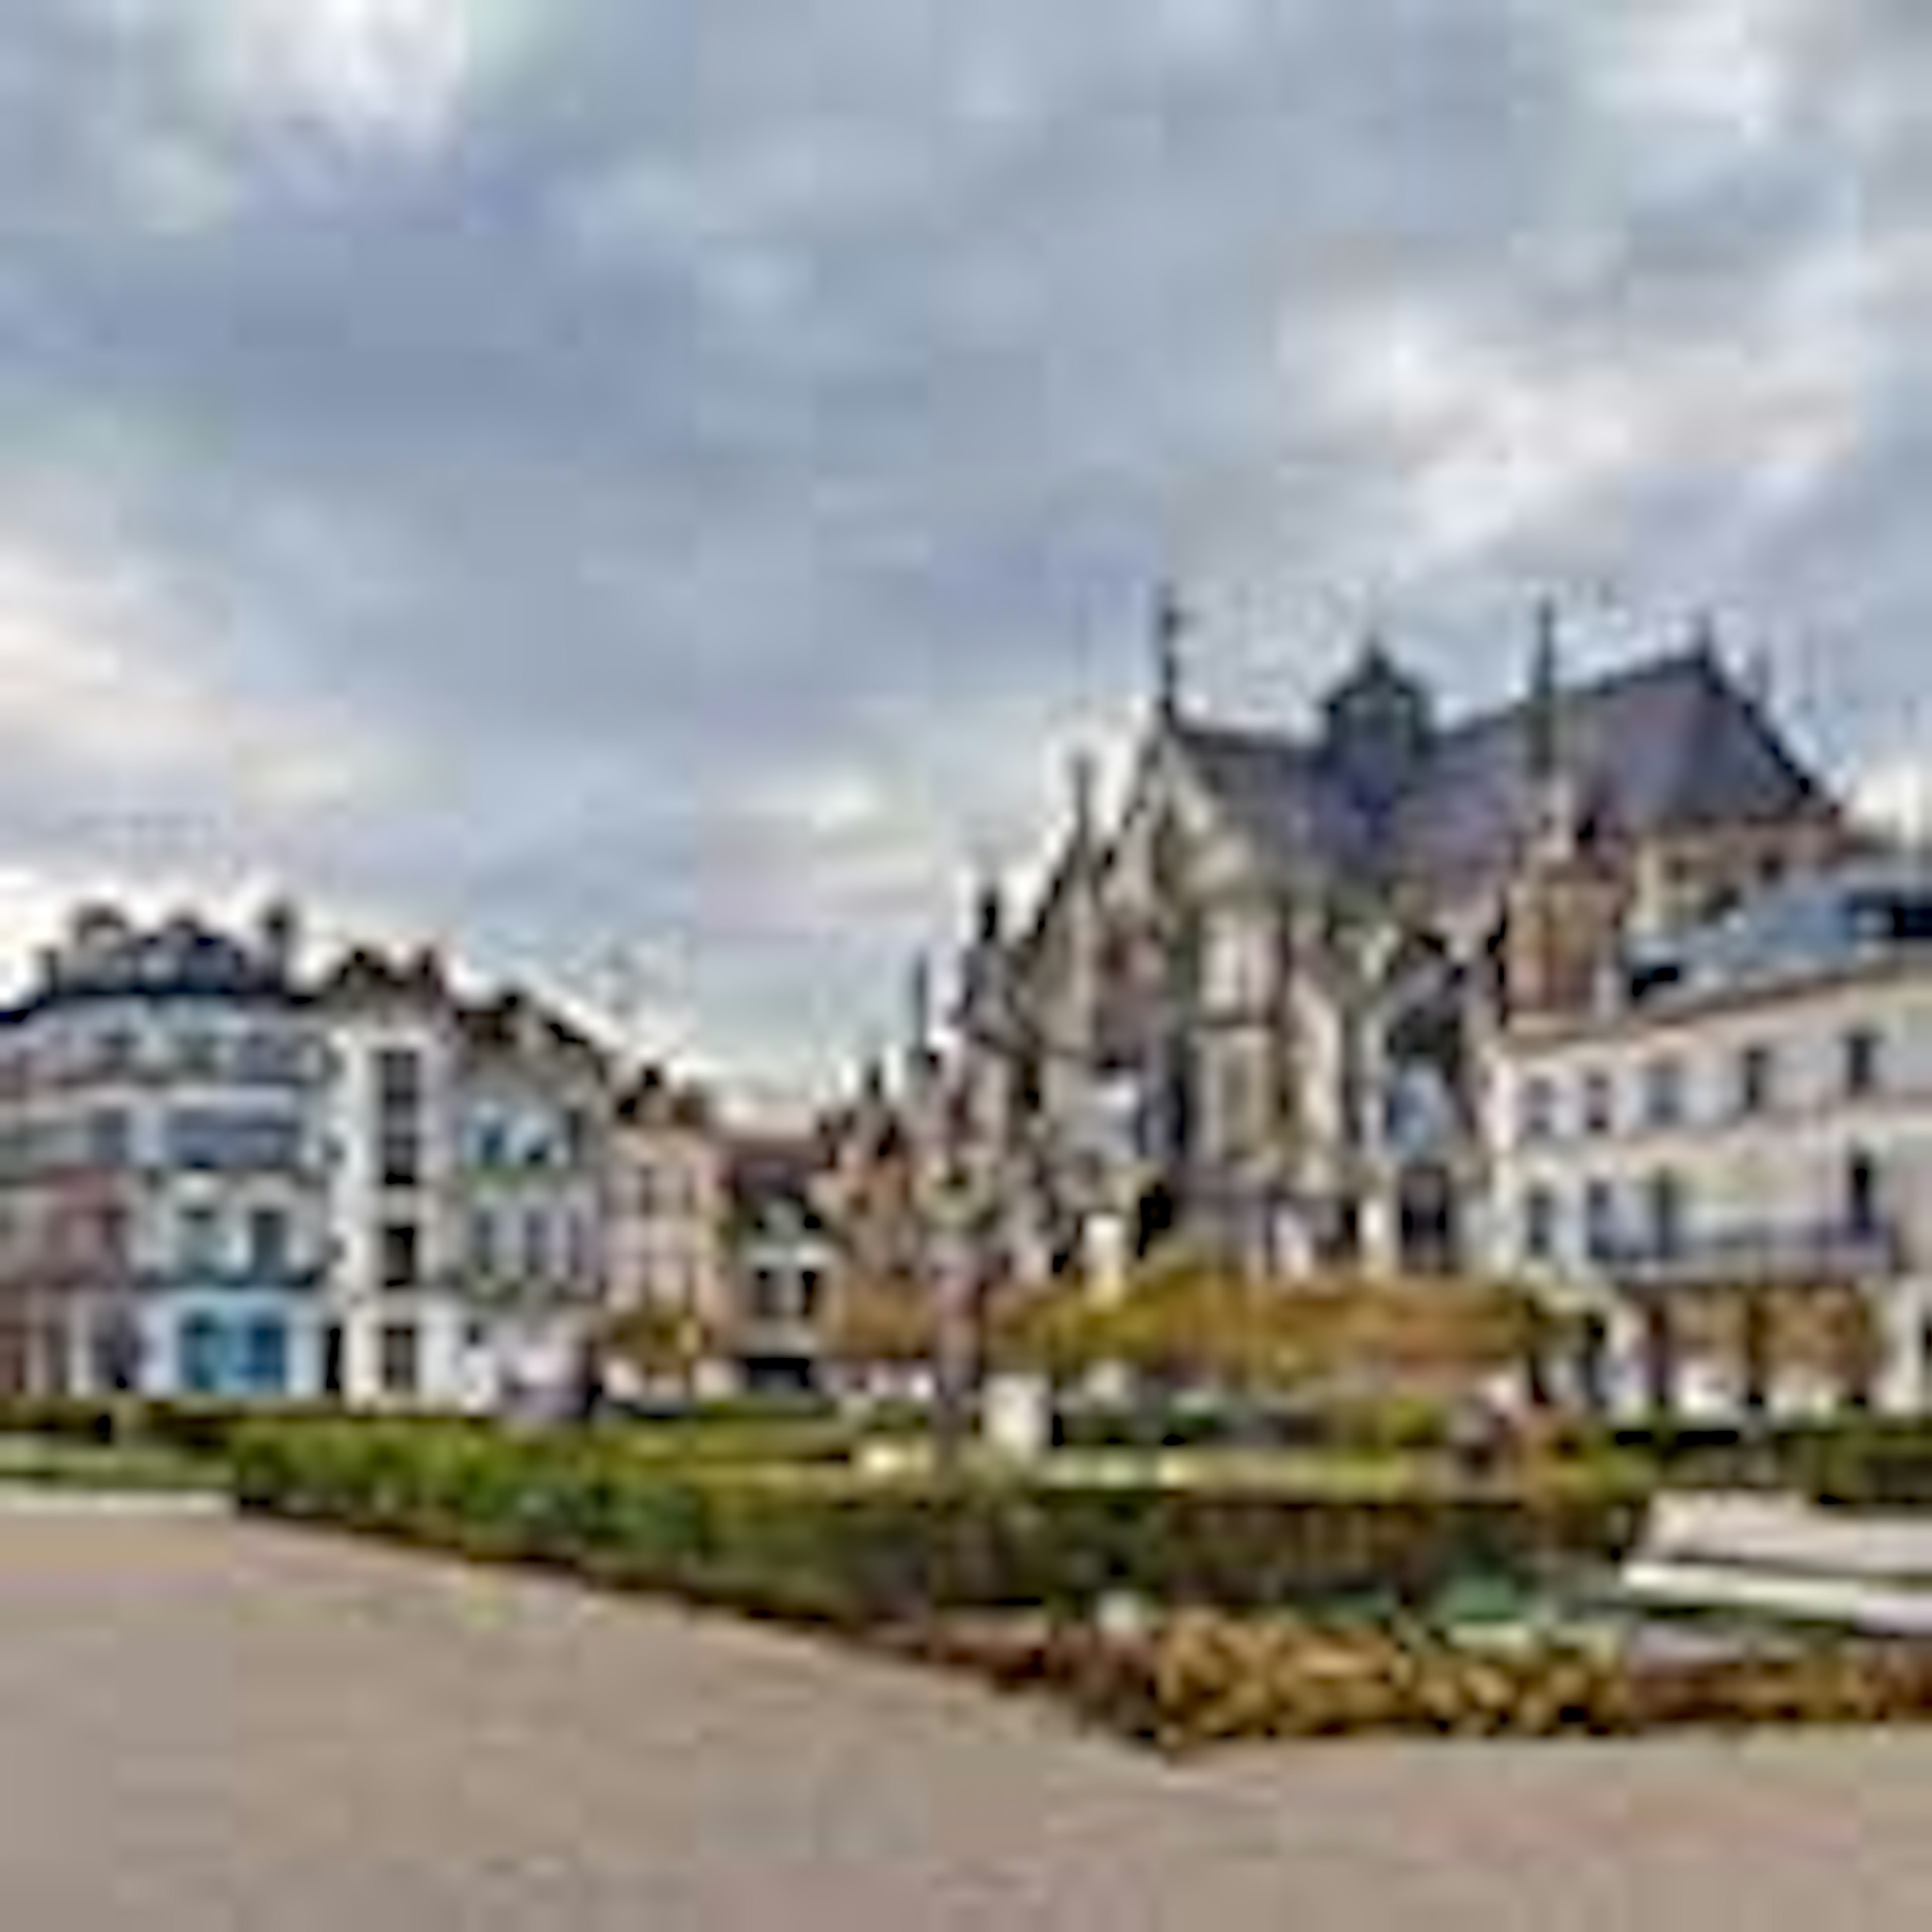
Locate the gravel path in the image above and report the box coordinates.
[0,1509,1927,1928]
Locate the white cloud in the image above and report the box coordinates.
[1589,0,1821,153]
[1858,750,1932,845]
[129,0,531,158]
[730,762,952,926]
[1316,307,1648,564]
[0,542,411,815]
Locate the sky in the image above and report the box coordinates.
[0,0,1928,1110]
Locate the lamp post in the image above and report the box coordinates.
[927,1160,982,1479]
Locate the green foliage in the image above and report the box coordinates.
[1802,1419,1932,1509]
[229,1420,1650,1624]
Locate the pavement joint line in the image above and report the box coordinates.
[0,1489,232,1516]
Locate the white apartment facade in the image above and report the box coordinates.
[1488,859,1932,1421]
[0,906,329,1401]
[0,909,620,1410]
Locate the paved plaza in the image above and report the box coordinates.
[0,1508,1927,1928]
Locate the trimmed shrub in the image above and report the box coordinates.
[229,1421,1649,1626]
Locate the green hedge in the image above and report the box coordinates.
[0,1398,884,1472]
[0,1397,358,1458]
[231,1422,1650,1625]
[1804,1420,1932,1509]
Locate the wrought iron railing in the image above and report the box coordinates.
[1601,1219,1905,1290]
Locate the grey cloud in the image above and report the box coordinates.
[0,0,1923,1097]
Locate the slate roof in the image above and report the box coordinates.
[1626,851,1932,1008]
[1173,645,1836,892]
[727,1133,831,1236]
[1,914,297,1022]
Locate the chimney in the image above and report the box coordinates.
[259,900,301,982]
[70,903,130,971]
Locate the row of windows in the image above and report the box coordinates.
[631,1165,708,1219]
[466,1109,595,1174]
[0,1027,314,1096]
[465,1204,596,1283]
[19,1202,299,1280]
[177,1204,296,1277]
[1521,1151,1889,1265]
[1521,1024,1892,1145]
[0,1108,307,1179]
[743,1266,826,1325]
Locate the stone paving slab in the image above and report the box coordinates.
[1,1513,1929,1929]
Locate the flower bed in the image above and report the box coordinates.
[902,1613,1932,1753]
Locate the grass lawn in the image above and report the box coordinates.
[0,1434,230,1494]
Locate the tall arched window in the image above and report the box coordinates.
[1847,1150,1884,1239]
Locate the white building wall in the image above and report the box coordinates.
[1489,965,1932,1417]
[324,1005,468,1409]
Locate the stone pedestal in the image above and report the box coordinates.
[983,1374,1052,1461]
[1876,1280,1931,1418]
[1268,1202,1316,1281]
[1360,1190,1401,1275]
[1082,1211,1129,1307]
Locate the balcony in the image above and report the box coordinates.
[1601,1220,1906,1294]
[135,1266,329,1297]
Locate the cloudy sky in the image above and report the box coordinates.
[0,0,1927,1106]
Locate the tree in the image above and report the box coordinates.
[992,1252,1563,1415]
[821,1277,941,1375]
[599,1301,716,1397]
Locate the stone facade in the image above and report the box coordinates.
[897,615,1849,1294]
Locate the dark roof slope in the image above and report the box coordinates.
[1172,646,1835,892]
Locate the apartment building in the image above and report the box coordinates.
[0,907,621,1408]
[0,905,328,1400]
[1488,855,1932,1420]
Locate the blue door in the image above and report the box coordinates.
[179,1313,227,1396]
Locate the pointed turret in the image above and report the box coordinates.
[908,950,934,1059]
[1152,581,1189,726]
[1525,596,1563,787]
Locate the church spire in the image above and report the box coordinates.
[973,867,1006,946]
[1526,595,1563,785]
[1152,580,1188,724]
[907,950,933,1059]
[1070,745,1098,852]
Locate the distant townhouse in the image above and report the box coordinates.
[1488,855,1932,1421]
[726,1135,839,1397]
[607,1068,728,1334]
[0,904,328,1401]
[455,992,611,1405]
